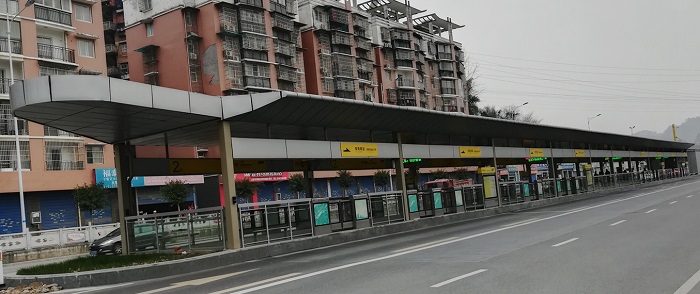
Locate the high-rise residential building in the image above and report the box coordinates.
[0,0,115,233]
[123,0,306,95]
[102,0,129,80]
[299,0,468,113]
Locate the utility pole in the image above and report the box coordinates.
[672,124,678,142]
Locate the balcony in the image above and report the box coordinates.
[441,87,457,95]
[272,15,294,31]
[355,38,372,51]
[277,66,297,82]
[235,0,263,9]
[46,161,85,171]
[0,37,21,54]
[274,40,295,57]
[437,52,453,60]
[270,0,295,15]
[439,70,455,78]
[35,5,72,26]
[105,43,117,54]
[331,32,352,46]
[37,43,75,63]
[0,77,20,95]
[396,79,415,88]
[244,76,271,88]
[391,30,410,41]
[107,66,120,77]
[103,21,115,31]
[398,97,416,107]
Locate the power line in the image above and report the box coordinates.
[480,75,700,84]
[466,51,700,72]
[474,61,700,77]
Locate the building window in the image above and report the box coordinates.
[77,39,95,58]
[244,63,270,78]
[0,140,30,172]
[119,42,127,53]
[45,141,84,171]
[44,126,77,137]
[0,100,27,136]
[35,0,70,11]
[239,9,265,34]
[146,23,153,37]
[139,0,152,12]
[86,145,104,164]
[74,3,91,23]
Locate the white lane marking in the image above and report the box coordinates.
[687,195,694,198]
[673,266,700,294]
[136,269,257,294]
[430,269,488,288]
[670,201,678,204]
[502,218,540,227]
[392,237,457,253]
[609,220,627,226]
[63,283,134,294]
[645,209,657,213]
[552,238,579,247]
[209,273,301,294]
[226,181,700,294]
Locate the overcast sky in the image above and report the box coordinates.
[408,0,700,136]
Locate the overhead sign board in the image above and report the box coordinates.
[340,142,379,157]
[529,148,545,157]
[169,159,221,175]
[574,149,585,157]
[459,146,482,158]
[478,167,496,174]
[640,151,647,157]
[235,172,289,183]
[95,168,203,188]
[233,160,267,172]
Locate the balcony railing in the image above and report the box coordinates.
[105,44,117,54]
[437,52,453,60]
[107,66,120,77]
[103,21,115,31]
[37,43,75,63]
[35,5,72,26]
[46,160,84,171]
[244,76,271,88]
[235,0,263,8]
[441,87,457,95]
[0,37,21,54]
[396,79,415,88]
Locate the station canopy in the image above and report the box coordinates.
[9,76,692,151]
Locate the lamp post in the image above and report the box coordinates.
[7,0,35,235]
[587,113,602,131]
[629,126,636,135]
[511,102,529,120]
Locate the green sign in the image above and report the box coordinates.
[403,158,422,164]
[433,192,443,209]
[612,157,623,161]
[523,184,530,197]
[527,157,548,162]
[408,194,419,212]
[313,203,330,226]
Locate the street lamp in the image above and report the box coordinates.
[511,101,529,120]
[7,0,35,235]
[629,126,636,135]
[587,113,602,131]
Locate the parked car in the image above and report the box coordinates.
[89,225,161,255]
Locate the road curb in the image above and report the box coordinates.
[4,177,692,289]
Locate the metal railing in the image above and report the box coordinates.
[124,207,225,254]
[45,160,84,171]
[0,223,119,252]
[0,37,21,54]
[37,43,75,63]
[238,199,313,247]
[34,5,72,26]
[368,191,404,226]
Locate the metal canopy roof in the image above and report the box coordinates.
[10,76,693,151]
[412,13,464,34]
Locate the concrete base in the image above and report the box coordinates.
[4,177,692,289]
[3,244,88,264]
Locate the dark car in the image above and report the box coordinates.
[89,225,160,255]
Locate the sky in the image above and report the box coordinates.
[408,0,700,135]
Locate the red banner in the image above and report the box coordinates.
[235,172,290,183]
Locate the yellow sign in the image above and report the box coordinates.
[574,149,585,157]
[340,142,379,157]
[293,160,308,170]
[233,160,267,172]
[640,151,647,157]
[657,152,663,157]
[169,159,221,175]
[671,152,676,157]
[483,177,497,199]
[529,148,545,157]
[683,152,688,157]
[583,164,592,170]
[478,167,496,174]
[332,159,385,169]
[459,146,482,158]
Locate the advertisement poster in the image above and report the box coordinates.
[483,176,497,199]
[354,199,369,220]
[408,194,419,213]
[313,203,329,226]
[454,190,463,206]
[433,192,443,209]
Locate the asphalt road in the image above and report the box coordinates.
[59,178,700,294]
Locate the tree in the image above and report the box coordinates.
[288,174,306,199]
[431,169,449,180]
[160,180,190,211]
[453,168,470,180]
[479,105,502,118]
[235,178,260,201]
[336,170,353,196]
[465,77,481,115]
[404,168,419,190]
[479,104,541,124]
[73,183,108,226]
[373,170,390,191]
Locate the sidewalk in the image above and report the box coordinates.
[3,254,87,276]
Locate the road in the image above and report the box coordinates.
[60,179,700,294]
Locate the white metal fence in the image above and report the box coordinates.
[0,223,119,252]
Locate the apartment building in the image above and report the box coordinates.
[0,0,115,234]
[102,0,128,80]
[299,0,468,113]
[123,0,306,95]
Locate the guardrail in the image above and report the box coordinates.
[0,223,119,252]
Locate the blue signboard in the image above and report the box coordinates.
[95,168,144,188]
